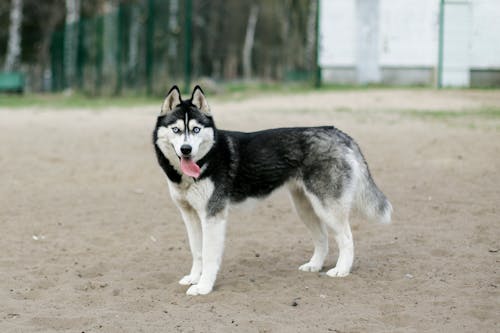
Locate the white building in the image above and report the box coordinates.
[318,0,500,87]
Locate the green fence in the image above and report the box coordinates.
[50,0,318,96]
[51,0,191,96]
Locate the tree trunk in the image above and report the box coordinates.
[242,5,259,80]
[38,4,65,92]
[207,0,221,78]
[4,0,23,72]
[168,0,179,58]
[64,0,81,88]
[128,5,140,81]
[280,0,291,78]
[305,0,318,71]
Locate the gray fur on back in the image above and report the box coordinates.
[299,127,392,223]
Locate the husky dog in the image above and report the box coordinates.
[153,86,392,295]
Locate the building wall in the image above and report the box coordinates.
[441,1,471,86]
[470,0,500,69]
[378,0,438,68]
[319,0,500,87]
[356,0,380,83]
[319,0,356,68]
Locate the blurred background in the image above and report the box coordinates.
[1,0,499,96]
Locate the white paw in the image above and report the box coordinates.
[179,274,200,285]
[186,283,212,296]
[326,266,350,277]
[299,262,322,272]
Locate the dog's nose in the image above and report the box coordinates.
[180,144,192,155]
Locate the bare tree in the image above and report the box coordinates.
[127,4,140,81]
[305,0,317,70]
[242,4,259,80]
[168,0,179,58]
[4,0,23,72]
[64,0,80,87]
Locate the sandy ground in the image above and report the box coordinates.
[1,89,499,332]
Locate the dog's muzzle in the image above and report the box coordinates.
[180,144,192,156]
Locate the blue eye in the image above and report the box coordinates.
[192,127,201,133]
[172,127,180,133]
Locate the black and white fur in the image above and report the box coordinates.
[153,86,392,295]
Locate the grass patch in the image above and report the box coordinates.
[220,81,431,96]
[384,107,500,132]
[0,93,159,109]
[0,83,316,108]
[404,108,500,119]
[1,83,499,109]
[215,81,316,101]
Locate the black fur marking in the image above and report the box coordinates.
[152,118,182,183]
[222,128,303,202]
[191,85,204,98]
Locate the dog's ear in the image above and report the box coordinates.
[191,85,210,115]
[160,86,181,116]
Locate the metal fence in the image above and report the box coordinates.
[51,0,191,96]
[50,0,318,96]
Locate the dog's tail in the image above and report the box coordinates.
[355,158,393,225]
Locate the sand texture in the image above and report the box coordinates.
[1,89,499,332]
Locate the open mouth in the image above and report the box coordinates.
[179,156,201,178]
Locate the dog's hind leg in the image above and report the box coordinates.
[176,201,203,285]
[288,184,328,272]
[305,194,354,277]
[324,208,353,277]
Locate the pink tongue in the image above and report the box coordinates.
[180,158,201,178]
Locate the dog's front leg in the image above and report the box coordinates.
[186,209,228,296]
[176,201,203,285]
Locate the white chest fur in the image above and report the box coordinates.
[167,177,215,213]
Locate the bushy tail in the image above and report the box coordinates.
[356,172,392,224]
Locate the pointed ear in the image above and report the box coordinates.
[191,85,211,115]
[160,86,181,116]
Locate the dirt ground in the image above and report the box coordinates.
[1,89,499,332]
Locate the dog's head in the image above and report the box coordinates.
[154,85,215,178]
